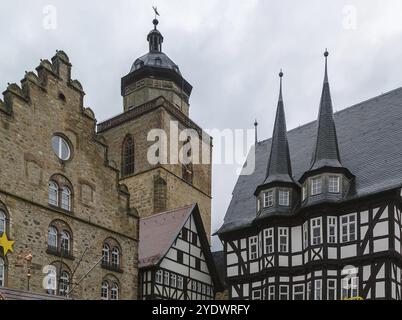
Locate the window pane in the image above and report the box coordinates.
[61,187,71,211]
[61,231,70,253]
[48,182,58,206]
[101,281,109,300]
[48,227,57,249]
[0,211,5,235]
[0,257,4,287]
[52,136,70,161]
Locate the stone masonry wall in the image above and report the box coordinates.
[0,51,139,299]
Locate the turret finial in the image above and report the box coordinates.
[254,119,258,144]
[279,69,284,101]
[324,49,329,83]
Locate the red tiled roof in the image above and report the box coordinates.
[139,204,195,268]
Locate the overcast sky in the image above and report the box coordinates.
[2,0,402,251]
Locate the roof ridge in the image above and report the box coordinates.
[257,86,402,145]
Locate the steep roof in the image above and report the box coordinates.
[139,204,194,268]
[263,72,294,185]
[309,51,343,171]
[139,204,223,291]
[217,87,402,234]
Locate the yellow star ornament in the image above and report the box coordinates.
[0,233,14,256]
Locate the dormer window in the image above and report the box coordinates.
[311,178,322,195]
[328,176,340,193]
[263,191,274,208]
[279,190,290,206]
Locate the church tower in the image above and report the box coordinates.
[98,16,213,239]
[121,18,192,115]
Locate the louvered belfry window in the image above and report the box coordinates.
[122,135,135,176]
[154,177,167,213]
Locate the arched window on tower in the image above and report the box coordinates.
[122,135,135,177]
[153,177,167,213]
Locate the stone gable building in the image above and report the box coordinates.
[0,17,213,300]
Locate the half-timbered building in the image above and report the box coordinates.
[216,51,402,300]
[139,204,222,300]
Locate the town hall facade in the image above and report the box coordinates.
[216,52,402,300]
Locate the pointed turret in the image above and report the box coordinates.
[255,71,298,218]
[310,50,342,170]
[299,50,354,206]
[264,70,295,185]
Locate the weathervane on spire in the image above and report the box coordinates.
[152,6,160,19]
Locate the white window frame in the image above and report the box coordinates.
[59,270,70,296]
[278,190,290,206]
[293,284,305,300]
[341,213,357,243]
[61,186,71,211]
[327,279,337,300]
[155,270,163,284]
[267,285,275,300]
[263,190,274,208]
[60,230,70,254]
[279,285,289,300]
[249,236,258,260]
[311,177,322,195]
[252,289,261,300]
[327,217,337,244]
[101,281,109,300]
[0,257,4,287]
[257,198,260,212]
[177,276,183,290]
[303,221,309,249]
[264,228,274,255]
[164,271,170,285]
[48,181,59,206]
[311,217,322,245]
[170,273,177,288]
[0,210,6,235]
[111,247,120,268]
[52,135,71,161]
[328,176,340,193]
[48,226,58,249]
[111,282,119,300]
[102,243,110,264]
[279,228,288,253]
[342,276,358,299]
[314,279,322,300]
[302,185,307,201]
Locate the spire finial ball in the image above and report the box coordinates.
[324,49,329,57]
[279,70,284,78]
[153,18,159,27]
